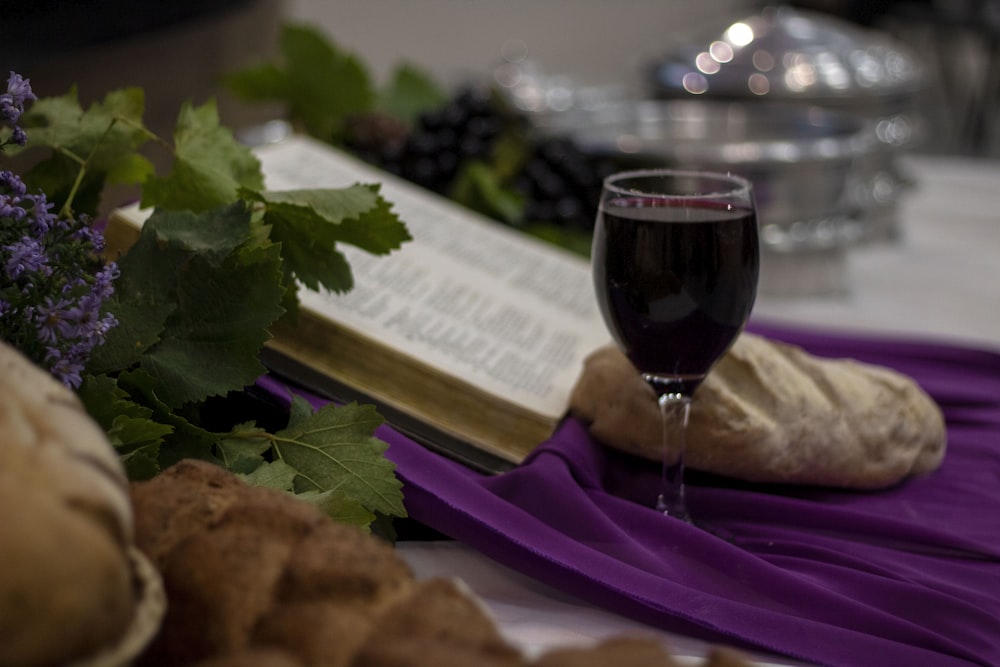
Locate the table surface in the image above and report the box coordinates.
[752,154,1000,353]
[397,153,1000,666]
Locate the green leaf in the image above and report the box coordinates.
[88,295,174,374]
[450,160,525,224]
[90,203,262,375]
[224,62,290,101]
[119,445,163,481]
[225,24,375,141]
[117,367,225,470]
[139,243,285,407]
[523,223,593,258]
[77,374,174,450]
[240,459,299,490]
[146,201,258,263]
[106,151,156,186]
[23,87,148,156]
[218,423,274,474]
[95,205,286,407]
[296,488,375,529]
[377,63,447,124]
[16,87,153,215]
[76,374,172,480]
[258,184,411,254]
[273,398,405,519]
[141,100,264,212]
[246,183,410,293]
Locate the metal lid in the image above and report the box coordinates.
[648,5,924,104]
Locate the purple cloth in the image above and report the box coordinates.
[260,323,1000,666]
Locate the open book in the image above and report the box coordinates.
[110,135,609,473]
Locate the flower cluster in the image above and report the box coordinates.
[1,71,35,148]
[1,72,118,388]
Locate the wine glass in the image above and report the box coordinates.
[591,169,760,522]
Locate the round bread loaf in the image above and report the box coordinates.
[0,341,162,666]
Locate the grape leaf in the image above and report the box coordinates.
[15,75,412,532]
[246,183,410,293]
[450,160,525,224]
[240,459,298,490]
[76,373,173,480]
[116,367,226,471]
[223,62,288,101]
[117,446,162,481]
[218,423,274,474]
[86,295,172,376]
[89,203,262,374]
[377,63,447,124]
[139,244,285,408]
[144,202,259,263]
[77,373,174,449]
[257,184,411,254]
[297,489,376,529]
[226,24,374,142]
[21,87,149,170]
[16,87,153,215]
[141,100,265,212]
[96,204,286,407]
[273,397,404,519]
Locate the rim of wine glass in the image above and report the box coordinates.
[602,168,753,201]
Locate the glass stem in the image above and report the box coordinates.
[655,392,692,522]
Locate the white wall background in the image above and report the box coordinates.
[284,0,754,91]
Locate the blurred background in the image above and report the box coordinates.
[3,0,998,300]
[5,0,997,156]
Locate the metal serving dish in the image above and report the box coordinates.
[533,99,874,296]
[535,99,871,247]
[645,5,925,241]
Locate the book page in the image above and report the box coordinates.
[255,135,610,420]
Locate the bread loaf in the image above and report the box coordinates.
[136,460,756,667]
[569,333,946,489]
[0,340,164,666]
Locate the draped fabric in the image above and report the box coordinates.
[261,324,1000,666]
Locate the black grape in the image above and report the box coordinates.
[344,86,614,235]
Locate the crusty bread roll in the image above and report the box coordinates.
[0,341,163,666]
[570,333,946,489]
[141,460,756,667]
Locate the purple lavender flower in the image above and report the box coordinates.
[45,343,85,390]
[6,72,34,101]
[1,139,118,388]
[4,235,48,278]
[9,126,27,147]
[33,296,76,344]
[0,169,27,195]
[1,71,35,149]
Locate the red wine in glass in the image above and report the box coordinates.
[592,170,760,521]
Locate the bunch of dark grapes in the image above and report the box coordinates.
[344,86,614,234]
[510,136,615,233]
[345,87,503,194]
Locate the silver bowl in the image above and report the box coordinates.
[534,99,872,250]
[532,98,875,296]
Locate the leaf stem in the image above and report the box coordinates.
[58,113,171,219]
[59,119,117,218]
[114,113,172,152]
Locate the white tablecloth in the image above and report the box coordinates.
[752,155,1000,352]
[398,154,1000,665]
